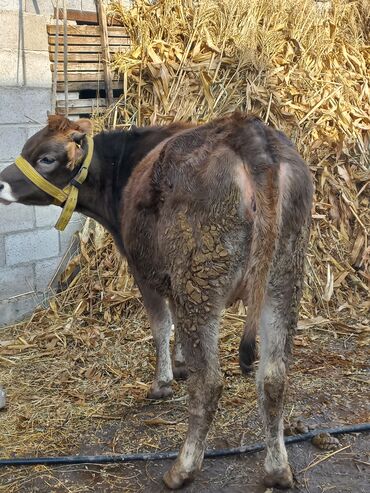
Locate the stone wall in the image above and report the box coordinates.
[0,1,87,326]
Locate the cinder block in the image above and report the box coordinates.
[0,11,19,49]
[0,235,5,267]
[0,50,23,86]
[0,293,40,327]
[25,0,81,15]
[24,50,52,87]
[34,205,62,227]
[59,214,84,252]
[0,51,52,88]
[0,0,26,10]
[35,256,62,291]
[0,203,35,234]
[0,126,29,160]
[25,0,54,15]
[67,0,82,10]
[0,12,49,51]
[0,0,18,10]
[0,16,51,87]
[81,0,96,11]
[0,264,34,300]
[23,13,50,52]
[0,87,51,125]
[5,227,60,265]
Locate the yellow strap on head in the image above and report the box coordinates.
[15,135,94,231]
[54,135,94,231]
[15,156,68,204]
[54,186,79,231]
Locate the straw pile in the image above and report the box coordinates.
[101,0,369,320]
[0,0,369,490]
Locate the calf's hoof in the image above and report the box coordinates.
[163,464,196,490]
[172,364,188,381]
[264,466,294,489]
[147,384,173,400]
[239,360,254,375]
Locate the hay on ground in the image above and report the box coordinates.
[0,1,369,491]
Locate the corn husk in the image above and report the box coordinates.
[0,1,369,490]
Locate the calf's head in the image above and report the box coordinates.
[0,115,93,206]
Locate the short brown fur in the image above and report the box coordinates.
[0,112,313,490]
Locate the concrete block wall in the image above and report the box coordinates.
[0,199,84,326]
[0,2,87,326]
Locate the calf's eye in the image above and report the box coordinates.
[40,156,55,165]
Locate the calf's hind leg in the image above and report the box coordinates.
[257,296,293,489]
[138,282,173,399]
[257,230,308,489]
[163,302,223,489]
[168,301,188,380]
[172,329,188,380]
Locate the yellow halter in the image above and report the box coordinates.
[14,135,94,231]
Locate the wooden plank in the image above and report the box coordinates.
[54,8,123,26]
[57,72,121,82]
[50,53,105,62]
[57,106,108,115]
[56,98,110,115]
[48,35,130,46]
[49,44,128,54]
[57,98,108,108]
[52,62,105,72]
[47,25,128,37]
[57,80,122,91]
[49,50,129,62]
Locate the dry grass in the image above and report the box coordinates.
[0,217,368,490]
[102,0,369,320]
[0,1,369,491]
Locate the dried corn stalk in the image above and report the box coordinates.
[90,0,370,321]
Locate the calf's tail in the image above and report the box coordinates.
[232,116,281,373]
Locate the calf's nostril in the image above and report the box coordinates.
[0,183,4,191]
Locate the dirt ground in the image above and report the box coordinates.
[1,433,368,493]
[0,321,369,492]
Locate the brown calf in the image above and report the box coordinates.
[0,113,313,489]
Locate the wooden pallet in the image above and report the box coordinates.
[47,9,130,115]
[48,24,129,92]
[54,8,122,26]
[55,97,118,116]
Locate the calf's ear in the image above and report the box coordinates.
[69,117,93,150]
[70,131,86,144]
[75,118,93,135]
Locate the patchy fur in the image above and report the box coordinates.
[0,113,313,490]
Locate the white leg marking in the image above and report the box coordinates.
[173,335,185,365]
[153,313,173,386]
[148,310,174,398]
[257,298,290,476]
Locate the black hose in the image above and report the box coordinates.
[0,422,368,467]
